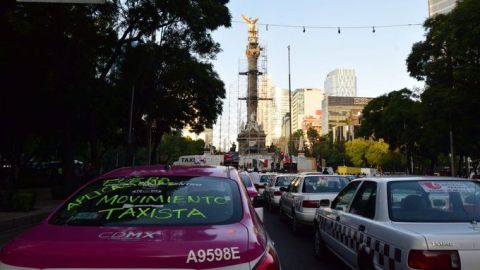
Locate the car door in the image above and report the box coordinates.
[337,181,378,267]
[320,181,361,263]
[282,177,300,217]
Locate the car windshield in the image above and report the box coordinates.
[388,180,480,222]
[240,174,253,187]
[302,176,349,193]
[50,176,242,226]
[275,176,295,187]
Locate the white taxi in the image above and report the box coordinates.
[313,176,480,270]
[279,174,349,233]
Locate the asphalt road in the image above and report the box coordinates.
[262,207,349,270]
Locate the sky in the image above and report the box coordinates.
[210,0,429,150]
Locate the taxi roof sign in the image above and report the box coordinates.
[17,0,105,3]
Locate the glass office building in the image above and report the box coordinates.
[428,0,457,17]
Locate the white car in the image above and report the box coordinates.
[279,174,349,233]
[314,176,480,270]
[265,174,296,210]
[257,173,277,195]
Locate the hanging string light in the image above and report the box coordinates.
[231,20,422,33]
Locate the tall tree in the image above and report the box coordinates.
[345,139,370,167]
[0,0,231,189]
[407,0,480,169]
[307,127,320,145]
[359,89,420,173]
[365,139,389,170]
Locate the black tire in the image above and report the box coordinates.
[291,209,299,234]
[267,197,273,212]
[278,203,286,221]
[314,225,330,260]
[358,250,374,270]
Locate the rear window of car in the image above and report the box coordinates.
[50,176,242,226]
[302,176,349,193]
[388,180,480,222]
[275,176,295,187]
[239,174,253,187]
[259,175,270,183]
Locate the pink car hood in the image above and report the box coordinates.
[0,223,260,269]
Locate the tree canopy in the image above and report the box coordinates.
[406,0,480,173]
[0,0,231,190]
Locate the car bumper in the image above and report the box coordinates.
[295,211,315,225]
[270,196,281,206]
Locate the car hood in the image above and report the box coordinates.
[391,222,480,250]
[0,223,256,269]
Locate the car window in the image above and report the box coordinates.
[50,176,242,226]
[249,172,260,183]
[331,181,361,211]
[388,180,480,222]
[275,176,295,187]
[350,181,377,219]
[240,174,253,187]
[301,176,349,193]
[259,175,270,183]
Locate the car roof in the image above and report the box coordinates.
[275,174,297,177]
[298,172,322,175]
[351,176,469,184]
[98,165,237,180]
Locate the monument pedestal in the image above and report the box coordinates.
[237,121,267,155]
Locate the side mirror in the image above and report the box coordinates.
[279,187,287,192]
[253,195,266,208]
[319,199,330,208]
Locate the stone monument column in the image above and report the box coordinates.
[237,15,267,155]
[242,15,261,123]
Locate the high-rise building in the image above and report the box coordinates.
[324,69,357,97]
[321,96,373,137]
[272,87,290,140]
[257,75,274,145]
[292,88,324,133]
[428,0,457,17]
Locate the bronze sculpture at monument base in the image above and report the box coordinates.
[237,119,267,155]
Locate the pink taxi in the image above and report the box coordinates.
[0,165,281,270]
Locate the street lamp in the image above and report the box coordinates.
[287,45,292,158]
[287,45,293,152]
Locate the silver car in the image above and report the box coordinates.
[265,174,296,210]
[314,176,480,270]
[257,173,277,195]
[279,174,349,233]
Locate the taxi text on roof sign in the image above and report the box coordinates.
[17,0,105,3]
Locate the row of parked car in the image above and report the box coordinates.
[2,165,478,270]
[240,170,480,270]
[239,171,353,233]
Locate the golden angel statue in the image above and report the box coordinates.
[241,15,258,32]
